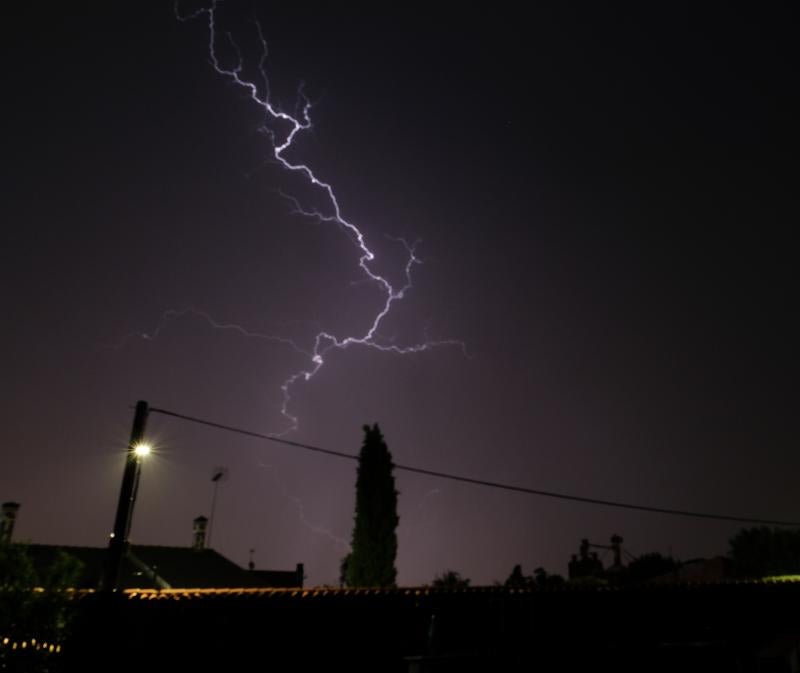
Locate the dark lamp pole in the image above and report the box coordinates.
[103,400,149,592]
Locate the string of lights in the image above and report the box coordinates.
[149,406,800,527]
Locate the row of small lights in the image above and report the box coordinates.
[124,587,479,600]
[1,637,61,654]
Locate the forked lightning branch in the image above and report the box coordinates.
[123,2,465,433]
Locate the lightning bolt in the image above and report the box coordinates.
[258,461,350,552]
[165,1,466,433]
[106,307,310,356]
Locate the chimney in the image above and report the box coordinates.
[295,563,305,588]
[192,516,208,551]
[1,502,20,544]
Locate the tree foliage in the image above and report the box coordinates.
[729,526,800,577]
[432,570,470,590]
[504,564,565,589]
[345,424,398,587]
[623,552,679,584]
[533,566,566,587]
[505,564,533,589]
[338,553,351,588]
[0,542,84,670]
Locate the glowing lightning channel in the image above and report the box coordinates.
[174,2,465,433]
[257,461,351,552]
[107,307,311,355]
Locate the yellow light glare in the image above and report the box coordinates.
[133,443,151,458]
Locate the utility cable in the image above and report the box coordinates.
[149,406,800,527]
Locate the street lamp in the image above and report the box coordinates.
[103,400,150,591]
[133,443,151,458]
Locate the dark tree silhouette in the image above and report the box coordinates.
[0,542,83,670]
[345,424,398,587]
[532,566,566,587]
[729,526,800,577]
[504,564,564,588]
[338,553,350,588]
[432,569,470,590]
[623,552,679,584]
[504,564,535,589]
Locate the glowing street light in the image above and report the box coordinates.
[133,443,151,458]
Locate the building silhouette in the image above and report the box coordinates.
[2,501,302,589]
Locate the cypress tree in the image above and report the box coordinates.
[346,423,398,587]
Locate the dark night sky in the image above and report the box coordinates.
[1,3,798,586]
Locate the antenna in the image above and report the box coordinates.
[207,466,228,548]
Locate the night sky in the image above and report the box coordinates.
[2,3,797,587]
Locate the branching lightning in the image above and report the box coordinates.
[107,307,311,355]
[163,1,466,433]
[257,461,351,552]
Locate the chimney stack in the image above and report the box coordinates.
[1,502,20,544]
[192,516,208,551]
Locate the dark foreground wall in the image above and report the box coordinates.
[59,583,800,672]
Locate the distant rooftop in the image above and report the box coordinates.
[23,543,302,590]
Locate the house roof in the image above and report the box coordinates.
[23,543,301,590]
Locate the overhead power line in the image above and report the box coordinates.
[149,406,800,527]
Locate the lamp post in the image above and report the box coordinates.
[103,400,150,592]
